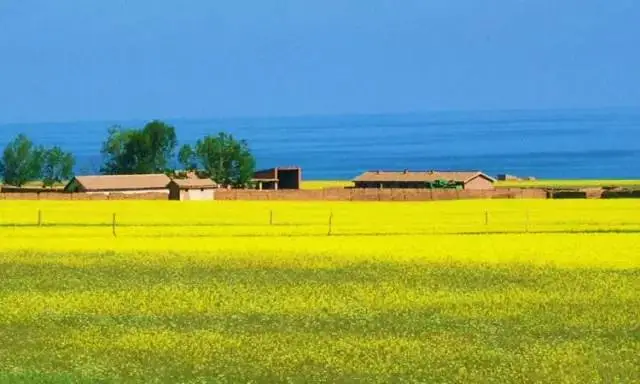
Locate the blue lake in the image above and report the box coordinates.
[1,108,639,180]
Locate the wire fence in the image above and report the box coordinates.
[1,204,639,238]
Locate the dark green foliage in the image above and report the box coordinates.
[0,135,75,187]
[0,134,45,186]
[42,146,75,187]
[178,144,197,171]
[100,126,135,174]
[183,132,256,187]
[426,179,464,189]
[143,120,178,172]
[100,120,177,174]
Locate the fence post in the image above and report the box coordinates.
[38,209,42,226]
[112,213,117,237]
[484,210,489,226]
[328,211,334,236]
[269,210,274,225]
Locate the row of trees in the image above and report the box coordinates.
[0,135,75,187]
[1,120,257,187]
[101,121,256,186]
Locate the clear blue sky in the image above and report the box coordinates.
[0,0,638,123]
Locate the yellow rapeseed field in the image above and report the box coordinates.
[0,199,639,383]
[300,180,354,189]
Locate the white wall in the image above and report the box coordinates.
[182,189,215,201]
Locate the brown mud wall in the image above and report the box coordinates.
[214,188,549,201]
[601,189,640,198]
[0,192,168,201]
[3,187,638,201]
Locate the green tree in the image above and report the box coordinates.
[0,134,44,187]
[142,120,178,171]
[100,126,135,174]
[193,132,256,187]
[100,120,177,174]
[178,144,197,171]
[42,146,75,187]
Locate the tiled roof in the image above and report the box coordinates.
[170,178,217,189]
[353,171,495,183]
[68,174,171,191]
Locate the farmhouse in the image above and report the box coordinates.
[353,170,496,190]
[64,174,171,195]
[168,178,217,201]
[252,166,301,190]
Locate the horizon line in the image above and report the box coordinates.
[2,105,640,127]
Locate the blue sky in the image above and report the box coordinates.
[0,0,638,123]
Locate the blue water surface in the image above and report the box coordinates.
[1,108,639,180]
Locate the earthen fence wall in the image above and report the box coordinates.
[213,188,549,201]
[0,192,168,200]
[2,187,639,201]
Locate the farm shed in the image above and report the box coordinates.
[64,174,172,195]
[353,170,496,190]
[168,178,217,201]
[252,167,301,190]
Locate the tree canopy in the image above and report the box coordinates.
[178,144,198,172]
[0,123,256,189]
[42,146,75,187]
[0,134,75,187]
[101,120,177,174]
[179,132,256,187]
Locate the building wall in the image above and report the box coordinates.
[84,189,170,195]
[2,187,618,200]
[213,188,548,201]
[256,181,278,190]
[0,192,168,200]
[278,169,301,189]
[355,181,462,189]
[464,177,495,190]
[180,189,215,201]
[253,168,277,180]
[354,181,377,188]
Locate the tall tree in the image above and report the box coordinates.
[142,120,177,171]
[193,132,256,187]
[100,120,177,174]
[42,146,75,187]
[178,144,197,171]
[0,134,44,187]
[100,126,135,174]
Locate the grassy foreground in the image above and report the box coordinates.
[0,200,639,383]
